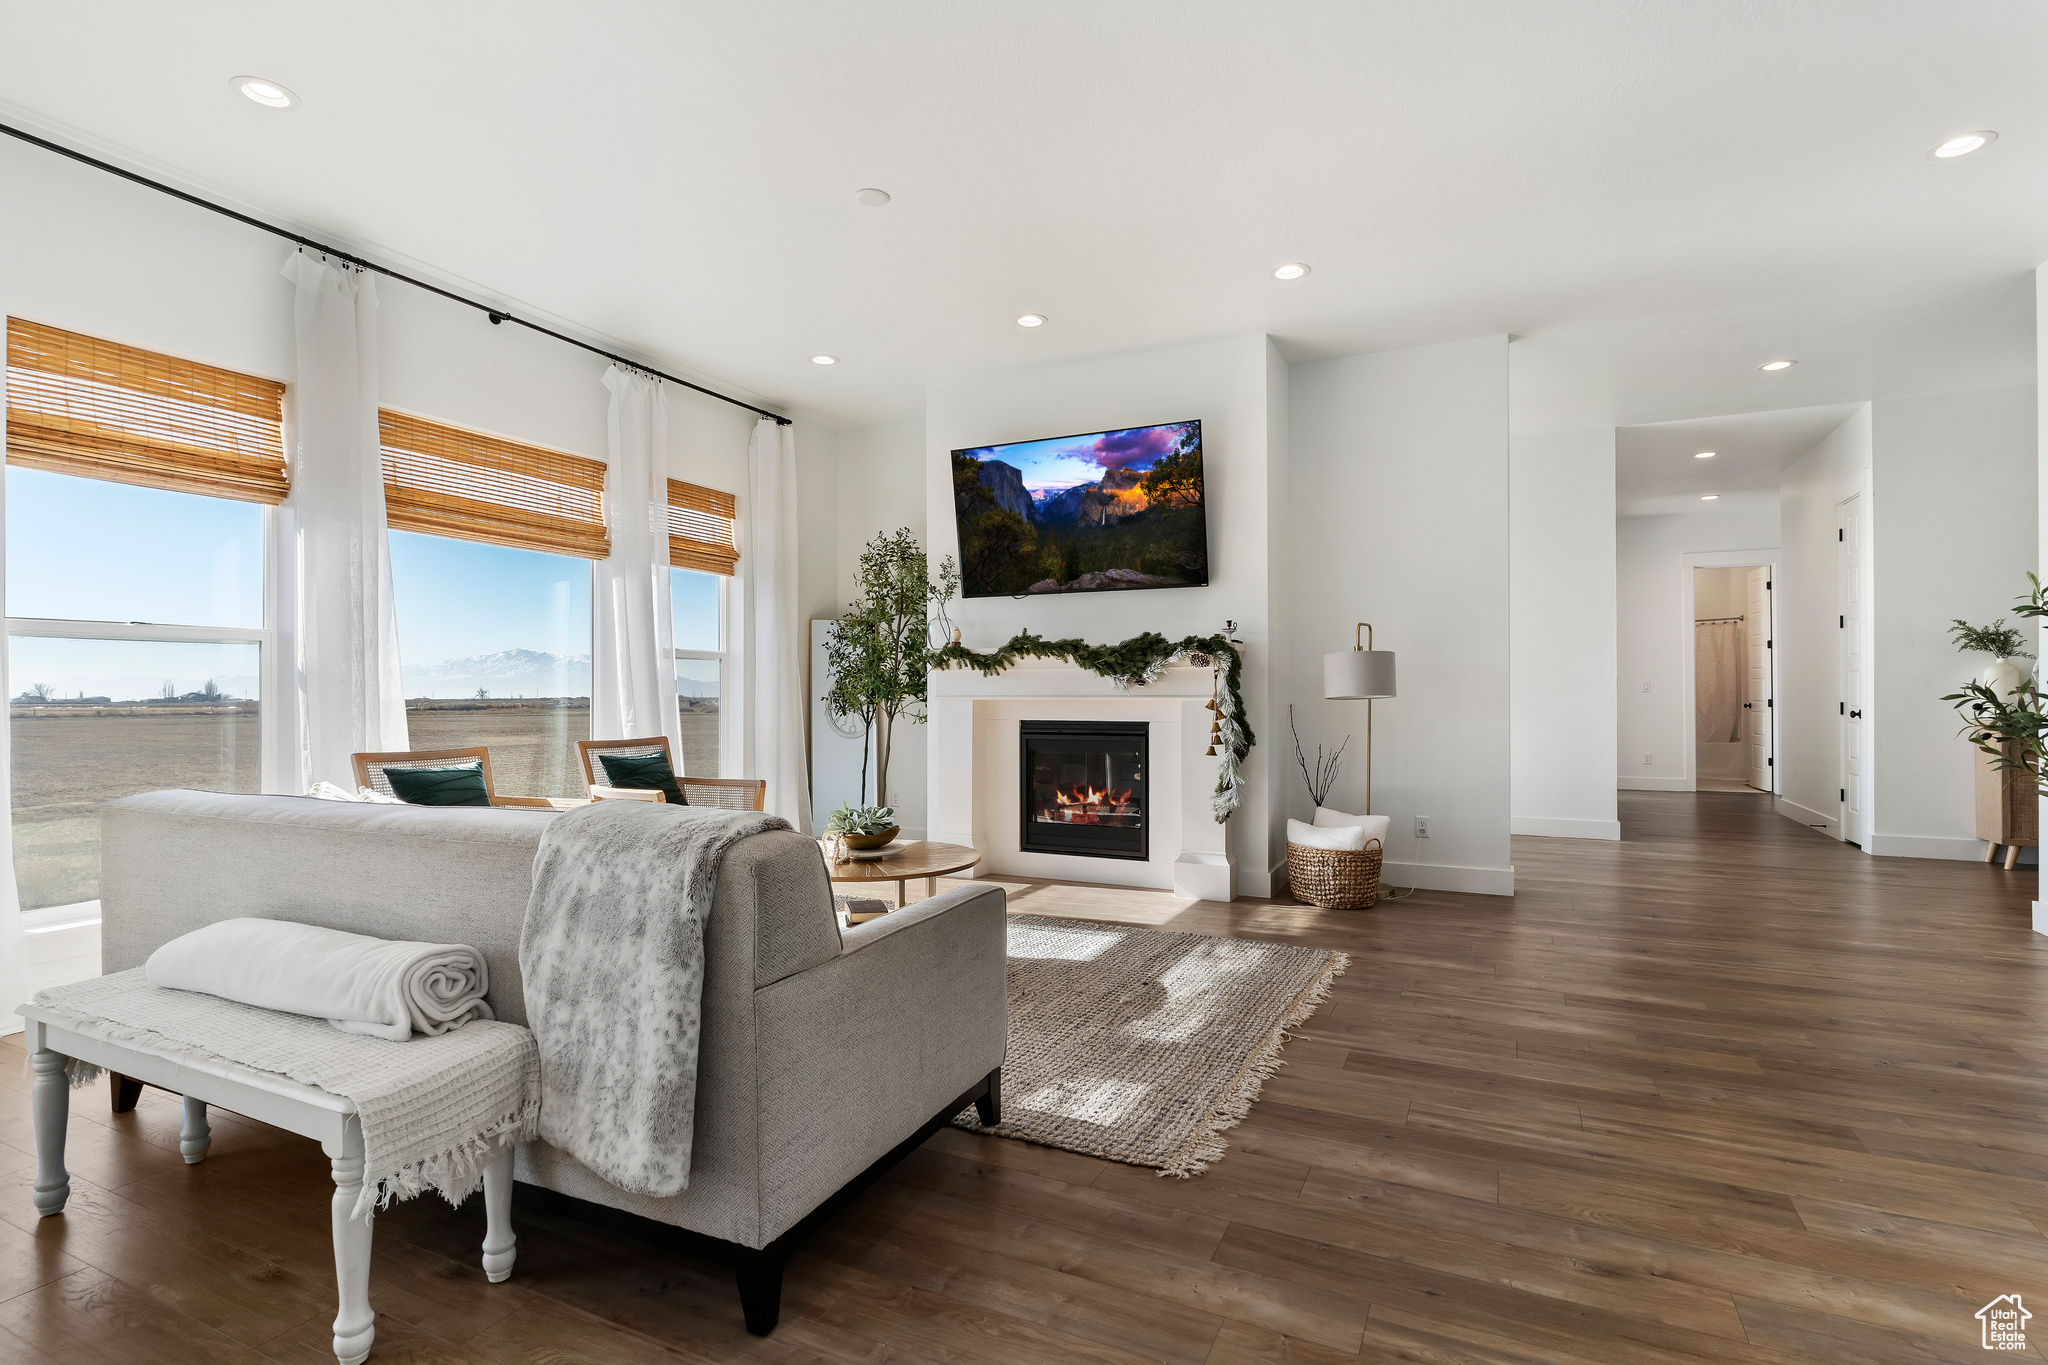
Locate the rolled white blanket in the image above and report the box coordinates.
[145,918,493,1042]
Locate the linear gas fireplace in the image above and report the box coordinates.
[1020,720,1149,861]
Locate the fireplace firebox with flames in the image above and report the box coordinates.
[1020,720,1149,860]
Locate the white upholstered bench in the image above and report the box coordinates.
[20,999,519,1365]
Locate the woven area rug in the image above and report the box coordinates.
[953,915,1348,1176]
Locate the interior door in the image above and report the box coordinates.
[1744,567,1774,792]
[1840,495,1865,845]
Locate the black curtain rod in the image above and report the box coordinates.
[0,120,792,426]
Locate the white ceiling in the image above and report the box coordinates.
[1,1,2043,428]
[1615,403,1861,515]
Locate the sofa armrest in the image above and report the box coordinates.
[750,880,1007,1243]
[839,882,1001,953]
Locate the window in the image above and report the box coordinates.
[672,568,725,776]
[9,634,259,910]
[667,479,737,778]
[381,412,603,798]
[5,320,279,911]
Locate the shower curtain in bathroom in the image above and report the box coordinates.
[1695,619,1742,744]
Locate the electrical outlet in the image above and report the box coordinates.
[1415,816,1430,839]
[1642,753,1653,765]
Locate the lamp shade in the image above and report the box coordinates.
[1325,649,1396,699]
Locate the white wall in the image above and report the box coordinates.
[1616,494,1780,790]
[1693,567,1747,620]
[2038,266,2048,931]
[1775,407,1871,835]
[1290,336,1513,894]
[1868,385,2036,859]
[1510,428,1618,839]
[926,334,1284,895]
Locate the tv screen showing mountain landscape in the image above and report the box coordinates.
[951,419,1208,597]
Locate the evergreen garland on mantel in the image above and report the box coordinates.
[930,630,1254,823]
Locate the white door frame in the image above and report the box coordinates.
[1838,489,1874,851]
[1680,548,1781,793]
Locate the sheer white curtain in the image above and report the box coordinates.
[748,417,812,830]
[0,502,22,1030]
[591,366,681,754]
[276,250,408,791]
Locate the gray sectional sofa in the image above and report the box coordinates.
[97,789,1008,1334]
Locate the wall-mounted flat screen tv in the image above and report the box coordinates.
[951,419,1208,598]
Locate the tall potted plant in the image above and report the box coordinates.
[822,530,958,807]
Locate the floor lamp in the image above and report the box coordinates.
[1323,623,1397,814]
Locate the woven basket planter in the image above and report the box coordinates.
[1287,838,1383,910]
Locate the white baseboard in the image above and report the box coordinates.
[1382,860,1515,897]
[1865,832,1995,862]
[1776,797,1839,839]
[1512,817,1621,841]
[1618,776,1689,791]
[2035,901,2047,936]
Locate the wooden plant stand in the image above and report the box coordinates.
[1975,741,2038,870]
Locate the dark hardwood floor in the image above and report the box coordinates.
[3,789,2046,1362]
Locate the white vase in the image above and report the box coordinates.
[1979,657,2026,700]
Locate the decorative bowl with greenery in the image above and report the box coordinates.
[825,802,900,850]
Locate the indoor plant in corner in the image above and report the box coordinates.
[822,529,959,808]
[1944,576,2048,793]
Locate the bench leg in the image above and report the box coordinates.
[179,1096,212,1164]
[110,1072,143,1114]
[324,1122,376,1365]
[480,1143,516,1283]
[30,1046,70,1217]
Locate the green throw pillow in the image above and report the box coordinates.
[385,765,493,807]
[597,751,688,806]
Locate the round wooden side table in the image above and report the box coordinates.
[825,840,981,906]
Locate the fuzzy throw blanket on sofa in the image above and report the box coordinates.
[520,800,788,1196]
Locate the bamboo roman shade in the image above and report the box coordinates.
[668,479,739,575]
[380,409,610,559]
[5,317,288,503]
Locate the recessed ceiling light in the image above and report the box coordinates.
[231,76,297,108]
[1695,451,1716,459]
[1272,262,1311,280]
[1758,359,1795,371]
[810,354,838,366]
[855,188,891,207]
[1701,494,1720,501]
[1016,313,1047,327]
[1930,130,1997,159]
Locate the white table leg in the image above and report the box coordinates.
[323,1120,375,1365]
[29,1041,70,1217]
[179,1095,212,1164]
[480,1142,516,1283]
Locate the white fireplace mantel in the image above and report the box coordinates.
[926,662,1233,901]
